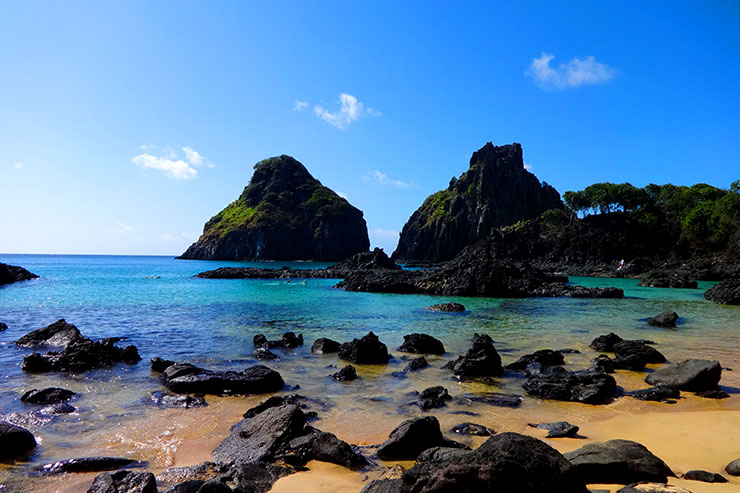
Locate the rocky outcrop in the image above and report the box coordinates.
[705,279,740,305]
[253,332,303,349]
[523,367,617,404]
[443,333,502,377]
[0,421,36,459]
[449,422,494,436]
[410,386,452,410]
[648,311,678,327]
[376,416,464,460]
[0,262,38,286]
[626,387,680,402]
[564,439,674,484]
[311,338,340,354]
[36,457,147,475]
[15,319,86,348]
[332,365,357,382]
[398,333,445,355]
[21,387,76,405]
[645,359,722,391]
[179,155,369,261]
[505,349,565,371]
[161,362,284,395]
[392,142,563,263]
[22,337,141,373]
[682,470,728,483]
[337,332,390,364]
[87,470,157,493]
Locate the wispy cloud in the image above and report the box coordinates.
[336,190,349,200]
[13,162,24,169]
[362,170,418,189]
[114,221,134,233]
[132,145,214,179]
[526,53,616,90]
[310,93,379,129]
[158,233,177,240]
[524,163,533,171]
[293,100,309,111]
[370,228,399,239]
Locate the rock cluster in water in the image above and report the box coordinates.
[0,262,38,286]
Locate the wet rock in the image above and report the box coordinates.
[242,394,324,419]
[364,432,589,492]
[149,391,207,408]
[332,365,357,382]
[645,359,722,391]
[0,421,36,459]
[0,322,7,331]
[285,428,368,470]
[528,421,581,438]
[695,389,729,399]
[398,333,445,355]
[15,319,86,348]
[151,357,175,372]
[41,402,77,414]
[21,387,76,405]
[442,333,503,377]
[413,386,452,410]
[376,416,465,460]
[253,347,278,360]
[682,469,727,483]
[590,333,624,352]
[163,479,206,493]
[456,392,522,408]
[163,363,284,395]
[403,356,428,372]
[506,349,565,371]
[87,469,157,493]
[227,461,298,492]
[613,341,666,370]
[627,387,680,402]
[704,279,740,305]
[638,277,697,289]
[524,368,617,404]
[35,457,147,475]
[725,458,740,476]
[648,311,679,328]
[254,332,303,349]
[338,332,390,364]
[616,483,691,493]
[157,462,225,485]
[22,338,141,373]
[0,262,38,286]
[311,338,340,354]
[449,422,494,436]
[564,439,675,484]
[427,302,465,312]
[593,354,616,373]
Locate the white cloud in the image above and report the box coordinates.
[182,146,204,166]
[139,144,155,151]
[312,93,379,129]
[336,190,349,200]
[14,162,24,169]
[524,163,533,171]
[526,53,616,90]
[293,100,309,111]
[370,228,399,239]
[114,221,134,233]
[158,233,177,240]
[362,170,418,189]
[181,232,199,239]
[132,153,197,179]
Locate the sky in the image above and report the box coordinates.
[1,1,739,255]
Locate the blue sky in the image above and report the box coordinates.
[1,1,739,255]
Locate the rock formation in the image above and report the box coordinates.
[180,155,370,261]
[0,262,38,286]
[392,142,562,263]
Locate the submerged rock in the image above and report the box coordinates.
[682,469,728,483]
[376,416,465,460]
[398,333,445,355]
[564,439,675,484]
[15,319,86,348]
[21,387,76,405]
[332,365,357,382]
[704,279,740,305]
[456,392,522,408]
[403,356,428,372]
[338,332,390,364]
[645,359,721,391]
[523,368,617,404]
[528,421,581,438]
[148,391,207,409]
[648,311,679,328]
[443,333,503,377]
[162,363,284,395]
[612,341,666,370]
[427,302,465,312]
[0,421,36,459]
[0,262,38,286]
[151,357,175,372]
[412,386,452,410]
[591,333,624,352]
[626,387,680,402]
[254,332,303,349]
[22,338,141,373]
[0,322,7,331]
[87,469,157,493]
[449,422,494,436]
[35,457,148,475]
[311,338,340,354]
[253,347,278,360]
[506,349,565,371]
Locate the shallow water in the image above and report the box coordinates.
[1,255,739,491]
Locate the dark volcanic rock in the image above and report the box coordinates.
[529,421,581,438]
[695,389,729,399]
[0,262,38,286]
[311,337,340,354]
[523,368,617,404]
[36,457,147,475]
[564,439,675,484]
[683,469,728,483]
[591,333,624,352]
[364,432,588,493]
[427,302,465,312]
[0,421,36,459]
[612,341,666,370]
[164,364,284,395]
[151,357,175,372]
[392,142,563,263]
[179,154,370,261]
[449,422,494,436]
[328,248,400,271]
[398,333,445,355]
[21,387,76,405]
[705,279,740,305]
[456,392,522,408]
[638,277,697,289]
[648,311,679,328]
[626,387,680,402]
[616,483,691,492]
[87,469,157,493]
[593,354,617,373]
[338,332,390,364]
[41,402,76,414]
[413,386,452,410]
[506,349,565,371]
[253,347,278,360]
[403,356,428,372]
[149,391,207,408]
[15,319,86,348]
[645,359,721,391]
[376,416,464,460]
[0,322,7,331]
[253,332,303,349]
[22,338,141,373]
[443,333,503,377]
[725,458,740,476]
[332,365,357,382]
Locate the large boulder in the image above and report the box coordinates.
[36,457,147,475]
[443,333,503,377]
[376,416,464,460]
[179,155,370,261]
[0,421,36,459]
[398,333,445,355]
[564,439,675,484]
[338,332,390,364]
[645,359,722,391]
[392,142,563,263]
[253,332,303,349]
[163,363,284,395]
[364,432,588,492]
[704,279,740,305]
[591,333,624,352]
[22,338,141,373]
[648,311,679,328]
[21,387,76,405]
[612,341,666,370]
[523,368,616,404]
[0,262,38,286]
[311,338,340,354]
[15,319,86,348]
[505,349,564,371]
[87,470,157,493]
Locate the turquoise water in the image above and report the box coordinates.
[1,255,739,490]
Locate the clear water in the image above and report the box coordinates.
[1,255,739,491]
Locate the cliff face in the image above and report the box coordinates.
[392,142,563,263]
[179,155,370,261]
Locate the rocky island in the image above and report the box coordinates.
[0,262,38,286]
[179,155,370,261]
